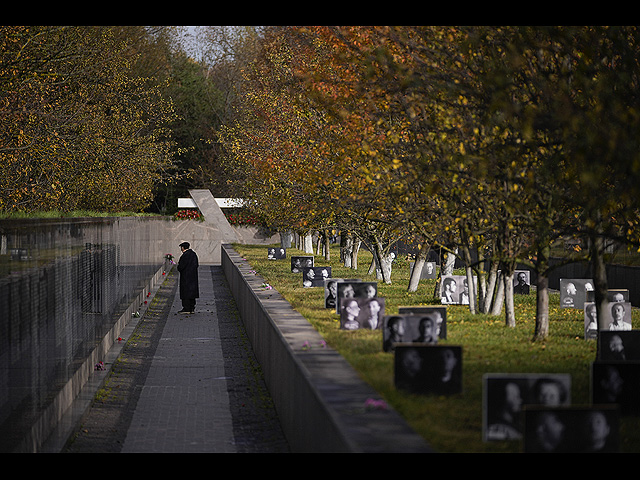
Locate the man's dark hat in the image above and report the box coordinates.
[179,242,190,249]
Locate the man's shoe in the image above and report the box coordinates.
[178,309,189,314]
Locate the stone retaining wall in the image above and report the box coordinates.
[0,216,174,452]
[221,244,433,453]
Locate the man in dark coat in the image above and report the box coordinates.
[177,241,199,313]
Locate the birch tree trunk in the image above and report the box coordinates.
[459,241,477,314]
[370,237,393,284]
[408,243,430,292]
[590,230,608,357]
[491,271,505,316]
[533,240,550,341]
[323,232,331,261]
[443,247,457,275]
[504,270,516,327]
[280,231,293,248]
[351,239,361,270]
[465,265,477,314]
[341,233,353,268]
[303,232,313,254]
[483,260,500,314]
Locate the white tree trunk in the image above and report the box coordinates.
[465,266,477,314]
[303,233,313,253]
[280,231,293,249]
[443,248,457,275]
[408,243,430,292]
[504,271,516,327]
[491,271,505,316]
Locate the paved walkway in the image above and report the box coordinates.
[61,265,289,453]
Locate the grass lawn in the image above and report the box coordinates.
[233,242,640,453]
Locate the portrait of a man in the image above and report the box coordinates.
[513,270,530,295]
[601,301,632,331]
[302,266,331,288]
[560,278,593,308]
[394,345,462,395]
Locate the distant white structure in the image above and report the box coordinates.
[173,192,273,263]
[178,197,246,209]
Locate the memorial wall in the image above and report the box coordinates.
[0,216,173,452]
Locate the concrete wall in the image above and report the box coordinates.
[221,244,433,453]
[0,216,172,452]
[165,189,279,264]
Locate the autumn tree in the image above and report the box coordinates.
[468,26,640,339]
[0,26,176,212]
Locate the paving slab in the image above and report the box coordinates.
[61,265,289,453]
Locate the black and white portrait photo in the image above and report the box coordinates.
[267,247,286,260]
[440,275,459,304]
[559,278,593,308]
[513,270,530,295]
[592,361,640,415]
[587,288,629,303]
[584,302,599,340]
[523,406,619,453]
[383,314,441,352]
[394,345,462,395]
[440,274,476,305]
[339,297,385,330]
[335,281,378,313]
[302,266,331,288]
[598,331,640,361]
[291,256,313,273]
[409,261,437,280]
[483,373,571,442]
[600,301,632,331]
[324,278,344,309]
[608,289,629,303]
[398,306,447,339]
[383,316,406,352]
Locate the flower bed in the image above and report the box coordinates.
[224,208,260,226]
[173,209,203,221]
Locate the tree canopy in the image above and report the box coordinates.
[4,26,640,340]
[218,26,640,338]
[0,26,181,212]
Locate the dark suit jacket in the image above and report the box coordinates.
[178,248,199,299]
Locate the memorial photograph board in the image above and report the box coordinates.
[440,274,461,304]
[339,297,385,330]
[522,406,619,453]
[409,261,437,280]
[559,278,593,308]
[267,247,286,260]
[513,270,531,295]
[598,331,640,361]
[302,266,331,288]
[584,302,599,340]
[587,288,629,303]
[398,306,447,339]
[335,281,378,313]
[599,301,632,331]
[383,314,441,352]
[483,373,571,442]
[440,274,477,305]
[291,256,313,273]
[394,344,462,395]
[323,278,361,309]
[591,361,640,414]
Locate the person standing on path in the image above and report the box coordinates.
[177,241,199,313]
